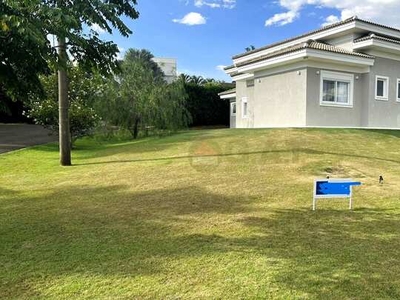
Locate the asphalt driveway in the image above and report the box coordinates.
[0,124,56,154]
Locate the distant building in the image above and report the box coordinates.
[152,57,177,84]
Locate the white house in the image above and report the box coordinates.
[221,16,400,129]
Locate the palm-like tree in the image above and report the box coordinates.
[245,45,256,52]
[178,73,192,83]
[190,75,205,85]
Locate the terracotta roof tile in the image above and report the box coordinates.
[233,16,400,60]
[223,65,236,71]
[236,40,374,68]
[354,33,400,45]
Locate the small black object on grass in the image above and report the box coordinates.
[379,175,384,184]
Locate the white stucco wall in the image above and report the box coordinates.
[305,67,366,127]
[235,81,254,128]
[234,69,307,128]
[232,58,400,129]
[252,69,307,127]
[365,57,400,128]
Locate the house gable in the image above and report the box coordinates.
[225,16,400,79]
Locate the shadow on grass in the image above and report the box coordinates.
[71,130,228,160]
[238,209,400,299]
[1,184,400,298]
[75,147,400,166]
[0,184,253,298]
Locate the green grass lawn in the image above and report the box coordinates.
[1,128,400,299]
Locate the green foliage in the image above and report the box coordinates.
[0,88,31,122]
[98,49,191,139]
[178,74,223,86]
[0,2,52,100]
[27,66,102,143]
[245,45,256,52]
[0,97,11,116]
[0,0,139,99]
[180,75,233,127]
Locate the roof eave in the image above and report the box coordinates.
[233,17,400,65]
[237,49,374,73]
[231,73,254,81]
[219,92,236,99]
[224,67,239,75]
[232,18,358,62]
[354,38,400,55]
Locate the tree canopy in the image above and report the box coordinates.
[0,0,139,83]
[0,0,139,100]
[1,0,139,165]
[27,66,103,144]
[98,49,191,139]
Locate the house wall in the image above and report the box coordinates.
[365,57,400,128]
[323,33,366,51]
[323,34,355,51]
[360,73,370,127]
[235,80,254,128]
[248,68,307,127]
[306,67,365,127]
[230,99,236,128]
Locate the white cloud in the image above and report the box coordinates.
[265,0,400,28]
[194,0,236,9]
[90,24,106,34]
[322,15,340,27]
[116,47,125,60]
[265,11,298,26]
[173,12,206,25]
[216,65,227,71]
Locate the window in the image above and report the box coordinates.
[230,102,236,116]
[320,71,353,107]
[397,79,400,102]
[242,97,248,118]
[375,75,389,101]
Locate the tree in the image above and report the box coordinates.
[190,75,206,85]
[99,49,191,139]
[0,88,30,123]
[1,0,139,166]
[27,66,103,145]
[0,4,52,100]
[183,81,232,127]
[245,45,256,52]
[179,73,192,84]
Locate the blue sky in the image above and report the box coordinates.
[92,0,400,82]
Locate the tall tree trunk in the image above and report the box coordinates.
[133,117,140,139]
[57,36,71,166]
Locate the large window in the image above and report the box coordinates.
[375,75,389,101]
[242,97,248,118]
[397,79,400,102]
[320,71,353,107]
[230,102,236,116]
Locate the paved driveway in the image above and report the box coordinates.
[0,124,56,154]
